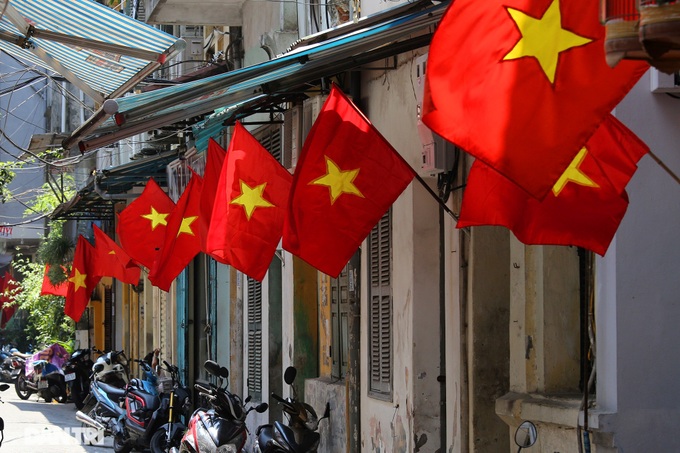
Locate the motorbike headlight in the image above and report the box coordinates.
[215,445,238,453]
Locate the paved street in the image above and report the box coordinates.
[0,385,113,452]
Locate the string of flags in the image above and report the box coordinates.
[50,0,656,323]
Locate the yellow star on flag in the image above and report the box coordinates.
[177,216,198,237]
[68,268,87,292]
[230,181,275,220]
[108,249,116,255]
[310,156,364,204]
[552,147,599,197]
[141,206,169,230]
[504,0,592,83]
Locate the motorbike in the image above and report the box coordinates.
[254,367,330,453]
[0,349,24,383]
[149,360,193,453]
[78,357,167,453]
[63,346,95,409]
[15,344,70,403]
[171,359,268,453]
[92,348,130,388]
[0,382,9,448]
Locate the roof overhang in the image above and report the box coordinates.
[64,0,446,153]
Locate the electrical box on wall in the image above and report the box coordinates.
[650,67,680,93]
[414,53,455,177]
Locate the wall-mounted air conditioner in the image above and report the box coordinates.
[414,53,454,177]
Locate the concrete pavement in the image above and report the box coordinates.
[0,384,114,452]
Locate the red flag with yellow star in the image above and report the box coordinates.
[65,235,101,322]
[117,178,175,269]
[0,271,20,328]
[92,224,141,285]
[149,172,204,291]
[199,138,227,252]
[422,0,649,200]
[283,85,414,277]
[40,265,69,297]
[457,115,649,255]
[206,122,292,281]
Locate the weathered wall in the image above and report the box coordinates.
[306,378,347,452]
[594,69,680,452]
[359,48,443,453]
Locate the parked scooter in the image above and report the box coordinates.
[171,359,268,453]
[149,360,193,453]
[254,367,330,453]
[63,346,95,409]
[14,344,70,403]
[92,348,130,388]
[0,349,24,382]
[78,357,167,453]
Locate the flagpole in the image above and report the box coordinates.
[411,172,469,236]
[647,149,680,186]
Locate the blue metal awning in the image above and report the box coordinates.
[0,0,185,103]
[67,0,447,153]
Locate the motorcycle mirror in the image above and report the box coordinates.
[322,402,331,419]
[255,402,269,413]
[219,366,229,379]
[0,384,9,392]
[0,416,3,430]
[283,366,297,385]
[514,421,538,451]
[204,360,221,376]
[245,395,252,403]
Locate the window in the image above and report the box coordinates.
[368,209,392,397]
[331,263,353,379]
[247,277,263,401]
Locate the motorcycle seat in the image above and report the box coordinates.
[98,381,127,399]
[274,421,320,453]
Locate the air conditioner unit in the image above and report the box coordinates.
[283,105,302,172]
[302,94,328,140]
[413,53,453,176]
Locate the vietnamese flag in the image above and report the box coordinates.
[40,264,68,297]
[117,178,175,269]
[199,138,227,252]
[206,122,292,281]
[283,85,414,277]
[422,0,649,200]
[457,116,649,255]
[92,224,141,285]
[149,173,204,291]
[65,235,102,322]
[0,272,20,328]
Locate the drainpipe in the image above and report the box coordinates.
[439,204,447,451]
[347,74,361,453]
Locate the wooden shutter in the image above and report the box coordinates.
[368,210,392,397]
[247,277,263,400]
[253,124,283,163]
[331,266,351,379]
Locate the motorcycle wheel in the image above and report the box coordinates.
[113,435,132,453]
[71,382,87,409]
[15,370,31,400]
[149,427,170,453]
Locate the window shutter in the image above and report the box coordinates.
[253,124,283,164]
[368,210,392,397]
[247,277,263,400]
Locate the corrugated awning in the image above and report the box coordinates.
[50,150,180,220]
[0,0,185,104]
[65,0,446,153]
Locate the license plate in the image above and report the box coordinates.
[65,373,76,382]
[38,380,49,389]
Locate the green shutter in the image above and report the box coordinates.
[247,277,263,400]
[368,210,392,397]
